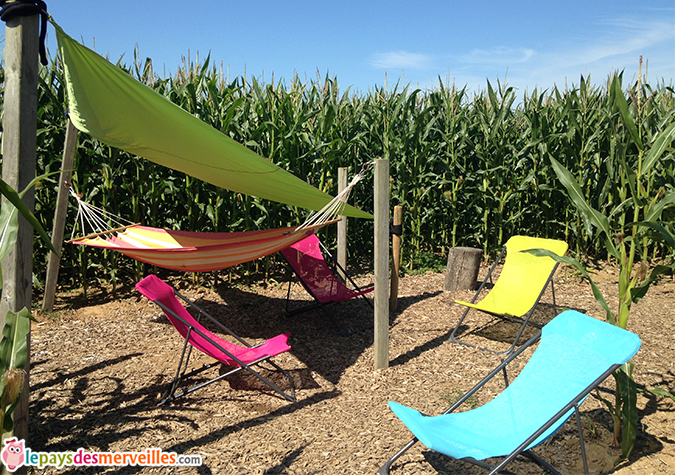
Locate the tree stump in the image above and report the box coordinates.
[444,247,482,291]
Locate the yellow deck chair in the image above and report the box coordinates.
[449,235,568,355]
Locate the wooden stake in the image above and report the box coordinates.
[374,159,389,369]
[389,205,402,312]
[337,167,348,279]
[42,118,78,312]
[0,10,40,451]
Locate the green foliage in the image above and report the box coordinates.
[403,251,447,274]
[0,54,672,290]
[0,308,32,437]
[527,71,675,463]
[0,175,59,289]
[440,389,479,410]
[0,172,59,443]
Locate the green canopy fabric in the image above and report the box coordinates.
[53,21,371,219]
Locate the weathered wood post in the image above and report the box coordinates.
[42,118,78,312]
[389,205,402,312]
[444,247,482,291]
[0,1,42,453]
[374,159,389,369]
[337,167,348,279]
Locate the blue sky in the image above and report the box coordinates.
[45,0,674,95]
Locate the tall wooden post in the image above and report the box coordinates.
[337,167,348,279]
[1,9,40,449]
[42,119,78,312]
[374,159,389,369]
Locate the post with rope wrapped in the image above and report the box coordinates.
[374,159,389,369]
[0,0,48,460]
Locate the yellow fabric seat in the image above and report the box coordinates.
[450,235,568,354]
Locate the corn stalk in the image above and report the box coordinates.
[530,74,675,461]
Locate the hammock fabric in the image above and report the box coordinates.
[52,20,371,220]
[71,224,319,273]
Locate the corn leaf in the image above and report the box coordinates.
[549,155,618,259]
[644,192,675,222]
[641,387,675,402]
[643,122,675,175]
[631,264,674,302]
[612,76,643,151]
[632,221,675,249]
[616,367,638,460]
[0,308,32,375]
[0,176,59,257]
[522,248,616,325]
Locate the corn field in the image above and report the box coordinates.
[1,53,674,291]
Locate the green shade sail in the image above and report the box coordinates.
[53,21,371,219]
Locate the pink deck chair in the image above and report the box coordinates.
[280,234,373,334]
[136,275,295,405]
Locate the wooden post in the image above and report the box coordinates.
[374,159,389,369]
[337,167,348,279]
[0,9,40,450]
[444,247,482,291]
[389,205,402,312]
[42,118,79,312]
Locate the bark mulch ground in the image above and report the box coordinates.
[28,262,674,474]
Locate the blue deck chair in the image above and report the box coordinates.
[379,310,641,475]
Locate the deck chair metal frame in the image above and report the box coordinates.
[136,275,296,406]
[280,234,373,334]
[380,310,641,475]
[449,235,568,355]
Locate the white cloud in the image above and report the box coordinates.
[460,46,535,66]
[574,18,674,65]
[369,13,674,96]
[370,51,433,70]
[464,17,674,94]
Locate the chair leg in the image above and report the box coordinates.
[159,357,296,405]
[235,357,297,402]
[448,248,504,349]
[506,308,538,355]
[285,272,293,314]
[378,438,419,475]
[575,404,589,475]
[266,359,296,401]
[448,306,473,346]
[449,307,517,356]
[520,451,563,475]
[158,361,221,406]
[164,328,196,403]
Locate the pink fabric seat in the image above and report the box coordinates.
[136,274,296,404]
[281,234,373,304]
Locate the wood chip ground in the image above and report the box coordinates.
[29,263,675,474]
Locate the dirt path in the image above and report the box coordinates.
[28,263,674,474]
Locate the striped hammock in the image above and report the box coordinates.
[68,165,370,272]
[71,223,324,272]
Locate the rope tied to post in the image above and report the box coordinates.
[0,0,49,65]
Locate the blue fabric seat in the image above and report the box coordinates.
[380,310,641,474]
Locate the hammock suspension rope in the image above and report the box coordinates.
[295,162,373,233]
